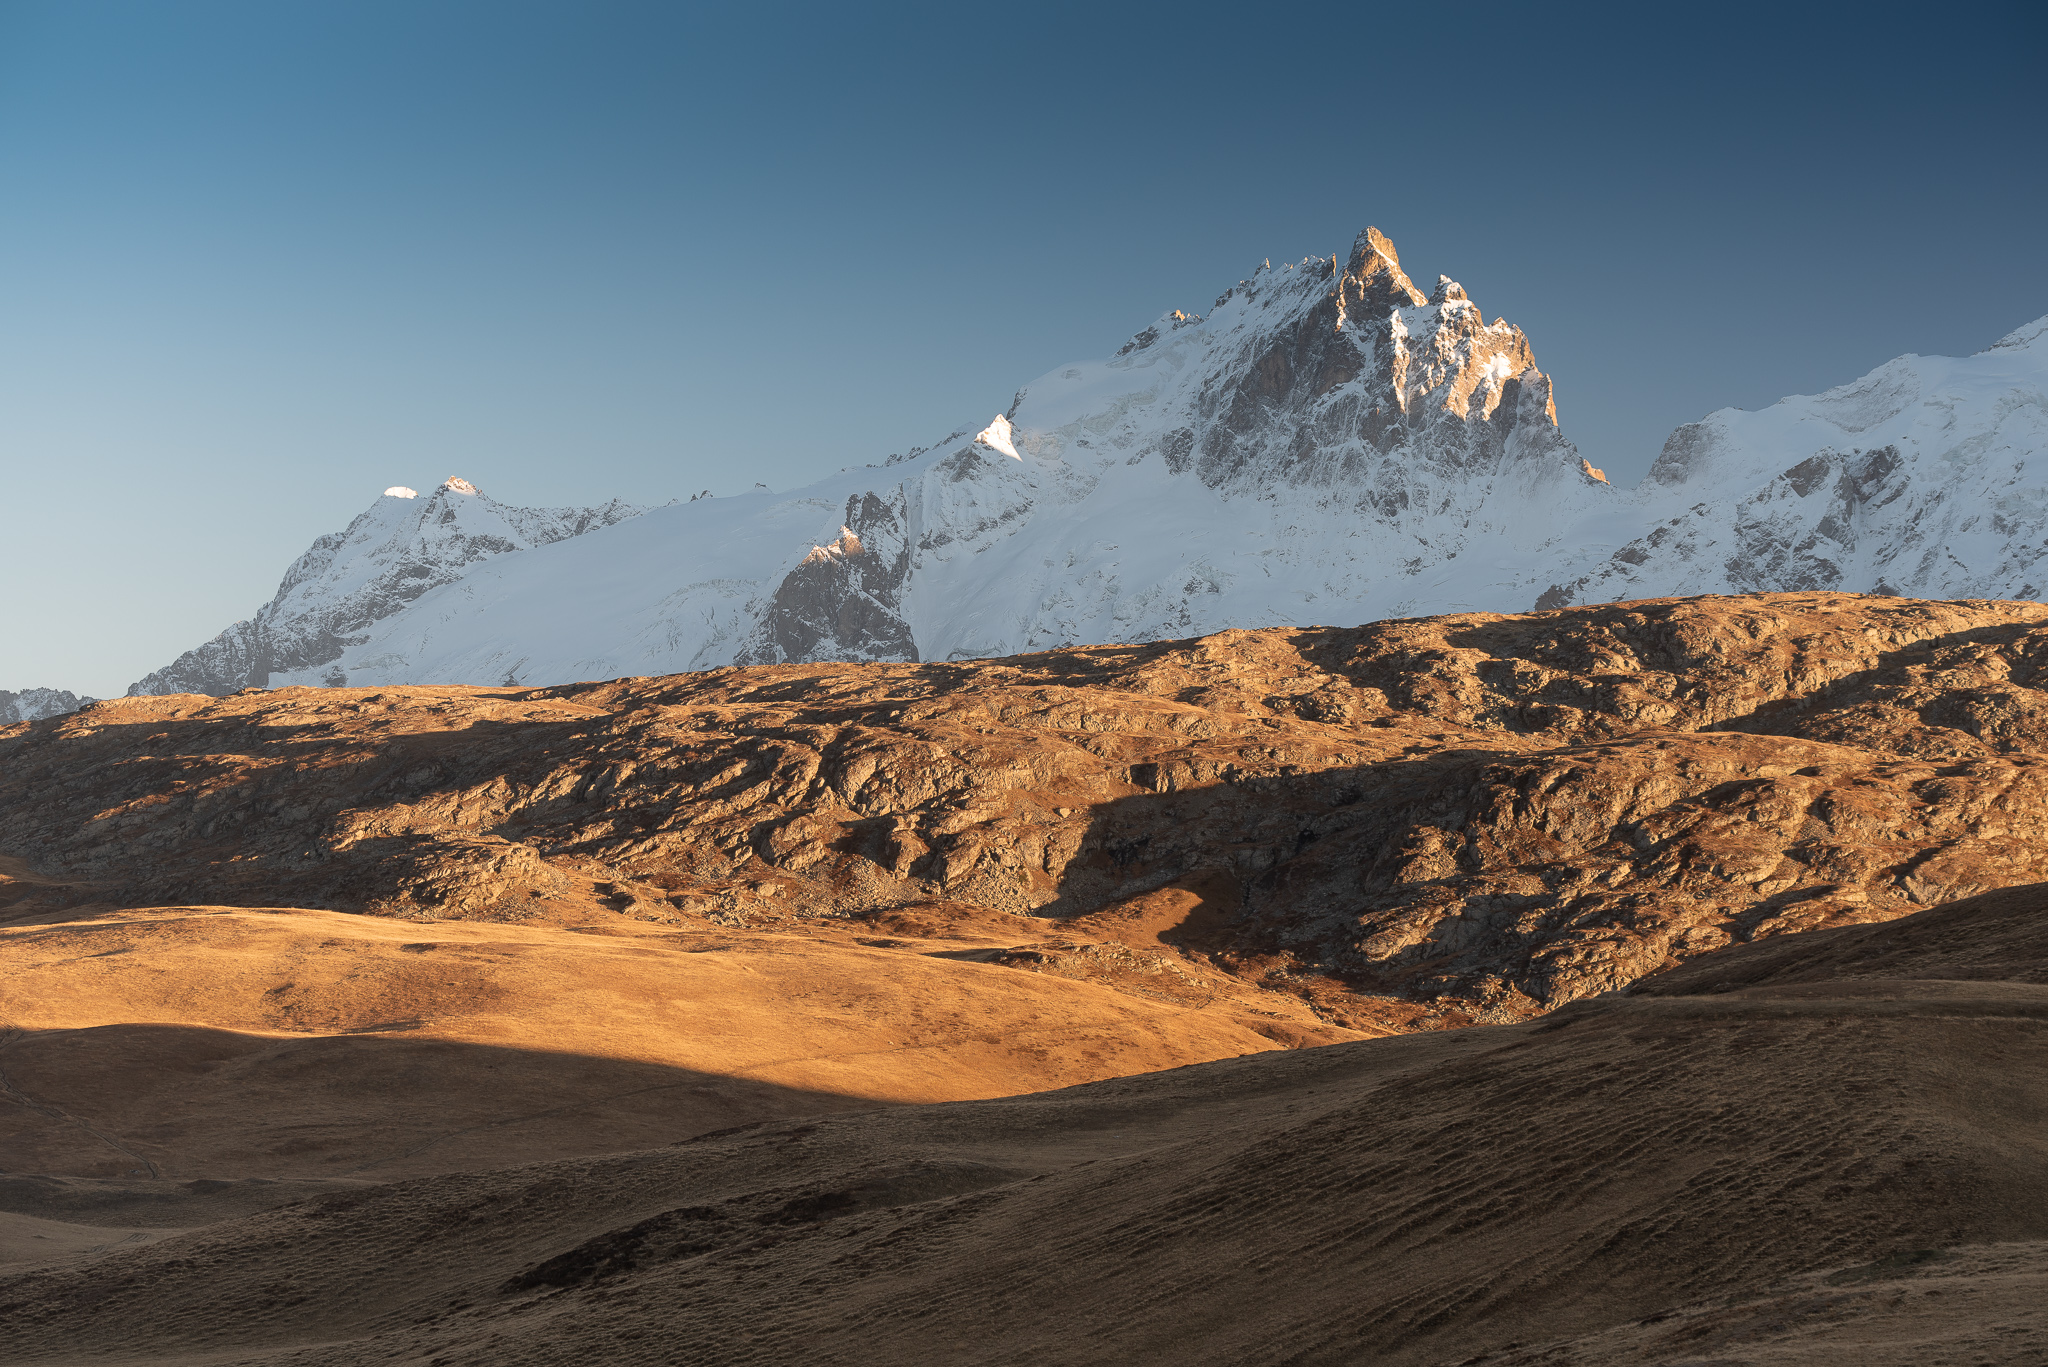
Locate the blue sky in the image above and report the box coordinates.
[4,0,2045,696]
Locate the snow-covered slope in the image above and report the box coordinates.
[125,227,2048,695]
[1534,315,2048,606]
[1,688,97,723]
[129,479,644,695]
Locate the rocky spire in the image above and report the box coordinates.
[1340,226,1427,316]
[1346,225,1402,273]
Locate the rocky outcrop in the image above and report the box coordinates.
[128,479,644,696]
[1186,230,1574,501]
[0,688,95,723]
[13,591,2048,1031]
[735,489,918,665]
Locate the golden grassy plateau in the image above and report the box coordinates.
[5,591,2048,1362]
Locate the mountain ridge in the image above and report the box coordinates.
[0,689,97,724]
[122,227,2048,696]
[129,478,646,696]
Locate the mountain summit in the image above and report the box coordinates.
[1535,315,2048,607]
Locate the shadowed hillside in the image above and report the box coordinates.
[6,881,2046,1364]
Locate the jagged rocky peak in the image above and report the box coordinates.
[974,414,1021,459]
[1177,224,1575,496]
[131,221,1608,687]
[735,488,916,667]
[1428,275,1469,304]
[1,687,97,724]
[121,213,2048,697]
[1337,224,1428,314]
[804,527,864,563]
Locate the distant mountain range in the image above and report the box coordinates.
[124,227,2048,696]
[0,688,97,723]
[131,480,645,695]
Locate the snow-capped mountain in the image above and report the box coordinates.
[1,688,97,723]
[130,479,645,695]
[1534,314,2048,606]
[125,227,2048,695]
[132,228,1612,691]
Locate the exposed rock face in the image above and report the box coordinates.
[128,479,644,696]
[0,688,95,723]
[735,489,918,665]
[15,591,2048,1030]
[1186,233,1574,504]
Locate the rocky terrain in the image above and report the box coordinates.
[0,689,95,724]
[123,228,2048,695]
[14,591,2048,1036]
[5,878,2045,1366]
[11,588,2048,1362]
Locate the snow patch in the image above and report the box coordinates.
[976,415,1021,460]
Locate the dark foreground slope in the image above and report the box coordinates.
[7,882,2047,1367]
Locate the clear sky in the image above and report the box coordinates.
[4,0,2045,697]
